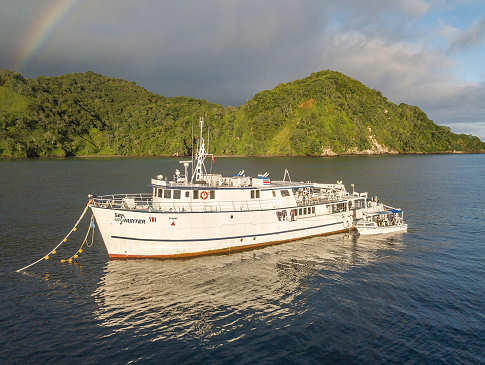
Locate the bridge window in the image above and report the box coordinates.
[173,190,181,199]
[354,199,365,209]
[280,190,290,197]
[164,190,172,199]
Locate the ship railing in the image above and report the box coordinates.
[91,194,285,213]
[295,194,349,207]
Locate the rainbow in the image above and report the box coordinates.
[14,0,78,70]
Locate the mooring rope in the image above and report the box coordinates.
[15,200,92,273]
[60,215,95,264]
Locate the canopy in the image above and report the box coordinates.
[376,209,401,215]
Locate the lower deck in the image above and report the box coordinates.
[90,200,368,258]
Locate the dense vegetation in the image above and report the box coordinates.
[1,69,484,158]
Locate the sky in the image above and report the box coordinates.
[1,0,485,140]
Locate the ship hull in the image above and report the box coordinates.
[91,205,354,259]
[357,223,407,236]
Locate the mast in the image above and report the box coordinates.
[191,117,207,183]
[191,119,194,180]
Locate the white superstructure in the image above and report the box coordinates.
[90,118,403,259]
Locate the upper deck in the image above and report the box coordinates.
[90,117,369,214]
[91,178,368,214]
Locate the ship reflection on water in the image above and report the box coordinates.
[92,234,404,343]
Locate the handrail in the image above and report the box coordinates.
[90,192,357,213]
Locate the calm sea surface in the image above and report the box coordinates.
[1,155,484,364]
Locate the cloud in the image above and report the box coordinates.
[397,0,431,16]
[318,30,485,138]
[449,16,485,52]
[319,31,464,103]
[0,0,483,139]
[446,122,485,139]
[424,81,485,138]
[14,0,332,104]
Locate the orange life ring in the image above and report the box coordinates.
[200,191,209,200]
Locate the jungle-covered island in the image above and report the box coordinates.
[1,69,484,159]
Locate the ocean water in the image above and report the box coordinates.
[1,155,484,364]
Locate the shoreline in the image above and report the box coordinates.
[1,150,484,161]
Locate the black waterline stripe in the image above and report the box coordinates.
[111,222,342,242]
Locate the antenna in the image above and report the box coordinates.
[191,119,194,179]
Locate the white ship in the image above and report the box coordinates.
[90,118,402,259]
[356,208,407,235]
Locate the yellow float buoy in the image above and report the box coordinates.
[44,255,49,260]
[73,254,79,259]
[68,258,72,263]
[60,259,66,263]
[78,249,83,253]
[63,238,67,243]
[51,250,56,255]
[73,227,77,231]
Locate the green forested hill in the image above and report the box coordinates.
[1,69,483,158]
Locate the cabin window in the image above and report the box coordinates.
[256,190,260,198]
[280,190,290,197]
[210,190,215,199]
[251,190,255,199]
[272,191,276,197]
[295,209,298,216]
[153,188,156,196]
[299,208,303,215]
[304,208,307,215]
[193,190,199,199]
[354,199,365,209]
[312,207,315,214]
[185,191,190,198]
[157,189,163,198]
[173,190,181,199]
[332,203,346,213]
[164,190,172,199]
